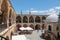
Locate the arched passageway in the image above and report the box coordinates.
[35,16,41,23]
[16,16,21,23]
[23,24,28,27]
[35,24,40,30]
[48,25,52,32]
[23,16,28,23]
[30,24,34,29]
[29,16,34,23]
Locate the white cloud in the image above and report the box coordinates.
[23,6,60,15]
[31,10,38,13]
[55,6,60,9]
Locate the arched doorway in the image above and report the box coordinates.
[16,16,21,23]
[23,24,28,27]
[35,24,40,30]
[35,16,41,23]
[48,25,52,32]
[23,16,28,23]
[30,24,34,29]
[29,16,34,23]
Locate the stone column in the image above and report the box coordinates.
[7,12,9,28]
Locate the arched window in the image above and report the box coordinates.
[35,16,41,23]
[23,16,28,23]
[30,24,34,29]
[35,24,40,30]
[48,25,52,32]
[23,24,28,27]
[16,16,21,23]
[29,16,34,23]
[42,16,46,22]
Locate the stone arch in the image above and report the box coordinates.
[23,24,28,27]
[30,24,34,29]
[16,16,21,23]
[1,0,8,23]
[23,16,28,23]
[29,16,34,23]
[42,16,46,22]
[35,24,40,30]
[48,25,52,32]
[35,16,41,23]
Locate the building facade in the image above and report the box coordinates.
[16,14,48,30]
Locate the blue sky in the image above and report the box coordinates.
[10,0,60,15]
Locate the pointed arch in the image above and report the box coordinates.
[23,24,28,27]
[35,24,40,30]
[23,16,28,23]
[35,16,41,23]
[30,24,34,29]
[29,16,34,23]
[16,16,21,23]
